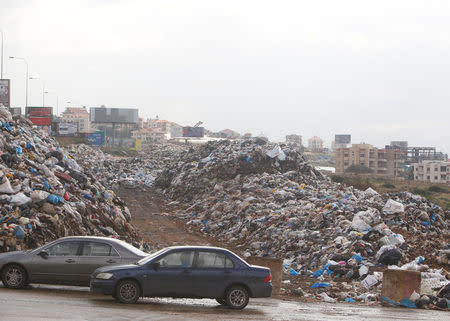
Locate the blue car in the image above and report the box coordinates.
[90,246,272,309]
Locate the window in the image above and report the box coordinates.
[156,251,194,268]
[81,242,119,256]
[197,251,234,269]
[360,154,365,157]
[47,241,80,256]
[427,176,430,180]
[441,166,447,172]
[434,176,438,180]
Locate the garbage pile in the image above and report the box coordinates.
[0,105,142,252]
[149,139,448,307]
[68,143,189,189]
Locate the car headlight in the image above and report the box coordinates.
[96,272,114,280]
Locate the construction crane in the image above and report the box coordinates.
[193,121,203,127]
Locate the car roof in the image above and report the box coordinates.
[165,245,232,252]
[55,236,125,244]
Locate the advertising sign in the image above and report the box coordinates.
[182,126,205,138]
[25,107,53,126]
[0,79,10,108]
[335,134,351,144]
[90,107,138,124]
[58,122,78,136]
[10,107,21,116]
[28,117,51,126]
[87,132,105,146]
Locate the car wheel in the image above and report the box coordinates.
[1,264,27,289]
[116,280,140,304]
[225,285,249,310]
[215,298,228,306]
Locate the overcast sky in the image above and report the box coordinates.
[1,0,449,152]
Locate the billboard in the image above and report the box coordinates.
[25,107,53,126]
[90,107,138,124]
[335,134,351,144]
[0,79,10,108]
[87,132,105,146]
[182,126,204,138]
[58,122,78,136]
[10,107,21,116]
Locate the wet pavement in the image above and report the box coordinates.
[0,285,446,320]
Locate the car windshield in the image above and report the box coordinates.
[136,248,169,265]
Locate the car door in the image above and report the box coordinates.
[191,250,235,298]
[142,250,195,297]
[76,241,121,285]
[29,240,82,284]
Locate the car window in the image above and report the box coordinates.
[156,251,194,268]
[81,242,119,257]
[197,251,234,269]
[46,241,80,256]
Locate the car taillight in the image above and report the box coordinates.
[264,275,272,283]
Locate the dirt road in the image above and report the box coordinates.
[116,187,219,249]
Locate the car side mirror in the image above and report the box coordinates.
[150,262,160,271]
[38,251,49,259]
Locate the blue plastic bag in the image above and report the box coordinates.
[48,194,64,204]
[14,226,26,240]
[312,282,330,288]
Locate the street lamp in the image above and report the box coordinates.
[9,56,29,107]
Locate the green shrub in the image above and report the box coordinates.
[382,183,396,189]
[428,185,445,193]
[331,175,344,183]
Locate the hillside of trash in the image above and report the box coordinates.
[0,106,143,252]
[72,138,449,308]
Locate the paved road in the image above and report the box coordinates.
[0,285,446,321]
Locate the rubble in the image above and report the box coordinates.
[0,105,143,252]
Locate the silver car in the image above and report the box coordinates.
[0,236,147,289]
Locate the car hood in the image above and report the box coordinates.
[95,263,139,274]
[0,250,27,262]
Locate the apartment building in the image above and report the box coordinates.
[335,144,404,178]
[308,136,324,152]
[412,161,450,184]
[60,107,90,133]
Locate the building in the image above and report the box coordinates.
[139,118,183,139]
[60,107,90,133]
[131,127,166,143]
[133,118,183,143]
[308,136,324,152]
[286,134,302,147]
[406,147,447,164]
[335,144,404,178]
[412,161,450,184]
